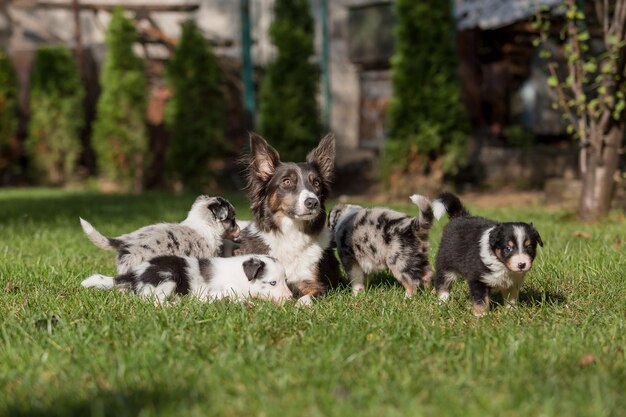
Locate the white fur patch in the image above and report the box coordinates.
[79,218,94,234]
[251,219,329,287]
[81,274,114,289]
[409,194,428,212]
[438,291,450,303]
[432,200,447,220]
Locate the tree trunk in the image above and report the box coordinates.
[578,124,624,220]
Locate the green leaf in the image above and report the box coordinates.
[547,75,559,87]
[577,31,590,42]
[583,62,597,73]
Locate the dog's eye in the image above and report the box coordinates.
[269,280,277,286]
[312,178,321,188]
[282,178,292,187]
[503,246,513,255]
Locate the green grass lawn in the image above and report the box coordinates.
[1,188,625,417]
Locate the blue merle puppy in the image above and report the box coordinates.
[80,195,240,274]
[328,194,434,296]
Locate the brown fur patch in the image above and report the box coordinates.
[292,279,326,298]
[523,239,530,247]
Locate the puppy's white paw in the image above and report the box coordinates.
[295,295,313,308]
[352,285,365,296]
[81,274,114,289]
[438,291,450,304]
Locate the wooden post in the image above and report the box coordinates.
[240,0,255,129]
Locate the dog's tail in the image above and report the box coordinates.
[409,194,434,231]
[432,192,470,220]
[80,218,120,251]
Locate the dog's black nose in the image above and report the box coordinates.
[304,198,319,210]
[518,262,527,270]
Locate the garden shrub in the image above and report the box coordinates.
[258,0,321,161]
[381,0,468,186]
[0,48,17,173]
[92,7,148,191]
[165,21,226,189]
[27,47,84,185]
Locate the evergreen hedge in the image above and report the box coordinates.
[0,48,17,171]
[165,21,226,188]
[27,47,84,184]
[92,7,148,191]
[258,0,321,161]
[382,0,467,181]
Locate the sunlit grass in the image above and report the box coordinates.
[0,188,624,417]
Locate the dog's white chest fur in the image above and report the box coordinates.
[255,218,329,284]
[479,227,527,290]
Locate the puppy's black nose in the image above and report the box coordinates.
[304,198,319,210]
[518,262,527,270]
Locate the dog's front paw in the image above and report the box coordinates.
[472,303,488,318]
[352,285,365,296]
[296,295,313,308]
[437,291,450,304]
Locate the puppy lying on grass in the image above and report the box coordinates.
[328,194,434,297]
[80,195,240,274]
[81,254,293,304]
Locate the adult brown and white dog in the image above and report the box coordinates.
[235,133,341,306]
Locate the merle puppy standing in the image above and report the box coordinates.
[433,192,543,317]
[235,133,341,306]
[328,194,434,297]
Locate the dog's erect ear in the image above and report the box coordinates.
[306,134,335,184]
[249,133,280,182]
[489,224,504,248]
[530,223,544,247]
[208,197,229,222]
[242,257,265,281]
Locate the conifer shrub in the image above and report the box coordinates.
[381,0,467,187]
[165,21,226,188]
[27,47,84,184]
[0,48,17,174]
[258,0,321,161]
[92,7,148,191]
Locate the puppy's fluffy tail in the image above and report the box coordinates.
[80,218,119,251]
[409,194,434,231]
[81,274,115,289]
[432,192,470,220]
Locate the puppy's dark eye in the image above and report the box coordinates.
[503,246,513,256]
[269,280,277,286]
[312,178,321,188]
[282,178,292,187]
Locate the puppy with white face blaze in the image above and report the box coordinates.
[235,133,342,306]
[432,192,544,317]
[80,195,240,274]
[81,255,293,304]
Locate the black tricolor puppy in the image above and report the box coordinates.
[432,192,543,317]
